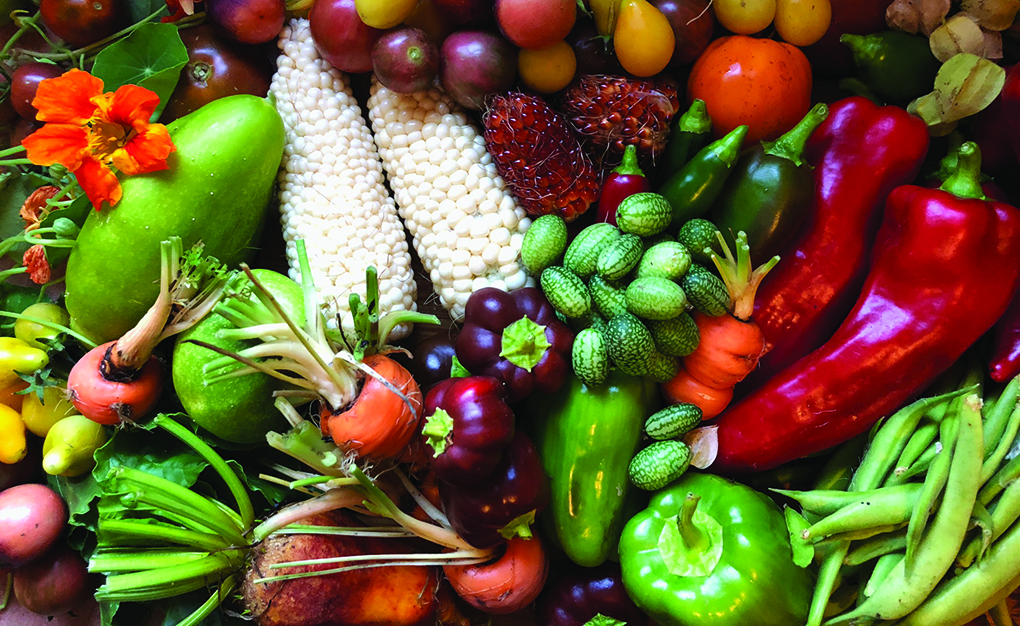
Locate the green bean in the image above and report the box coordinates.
[813,433,869,492]
[803,488,923,542]
[806,540,850,626]
[905,415,959,568]
[850,386,975,492]
[984,375,1020,457]
[894,515,1020,625]
[862,552,902,599]
[774,484,922,518]
[988,599,1013,626]
[844,530,908,567]
[827,394,984,624]
[885,419,939,486]
[981,399,1020,484]
[897,444,938,483]
[957,477,1020,569]
[978,452,1020,508]
[821,523,907,545]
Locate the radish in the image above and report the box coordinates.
[66,237,232,425]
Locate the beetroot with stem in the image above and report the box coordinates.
[372,27,440,95]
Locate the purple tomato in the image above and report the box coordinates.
[10,63,64,121]
[372,27,440,94]
[439,30,517,110]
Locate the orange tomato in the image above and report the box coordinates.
[687,35,812,144]
[614,0,675,77]
[518,41,577,94]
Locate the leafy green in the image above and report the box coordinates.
[90,23,188,119]
[94,424,209,488]
[160,592,250,626]
[125,0,170,25]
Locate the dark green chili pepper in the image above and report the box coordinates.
[658,99,711,183]
[840,31,942,105]
[659,125,748,231]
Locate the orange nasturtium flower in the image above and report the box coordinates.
[21,69,176,211]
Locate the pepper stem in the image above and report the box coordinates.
[612,144,644,177]
[422,408,455,457]
[679,99,711,134]
[710,231,780,321]
[678,493,708,551]
[500,317,551,372]
[708,125,749,168]
[940,141,988,201]
[762,103,828,168]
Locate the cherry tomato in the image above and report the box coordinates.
[39,0,120,48]
[518,40,576,94]
[774,0,831,47]
[712,0,775,35]
[356,0,418,29]
[10,63,64,121]
[207,0,285,45]
[14,302,69,351]
[688,34,812,144]
[614,0,675,77]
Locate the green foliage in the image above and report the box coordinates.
[91,22,188,119]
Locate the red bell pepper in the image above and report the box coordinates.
[744,97,929,391]
[712,143,1020,473]
[596,144,650,226]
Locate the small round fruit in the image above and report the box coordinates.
[10,63,64,121]
[712,0,776,35]
[13,545,91,615]
[39,0,119,48]
[0,484,67,569]
[14,302,69,350]
[518,41,576,94]
[650,0,715,67]
[207,0,285,44]
[310,0,384,73]
[774,0,831,47]
[356,0,417,29]
[495,0,576,50]
[372,27,440,94]
[615,0,675,77]
[440,30,518,109]
[21,385,78,438]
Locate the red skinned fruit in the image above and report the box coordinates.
[372,27,440,95]
[207,0,285,44]
[13,545,92,616]
[495,0,576,50]
[0,484,67,569]
[310,0,384,73]
[10,63,64,121]
[440,30,518,110]
[39,0,119,48]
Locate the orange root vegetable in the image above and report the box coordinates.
[682,310,766,389]
[443,535,549,615]
[661,365,734,420]
[66,342,163,425]
[320,354,423,462]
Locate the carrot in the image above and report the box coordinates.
[443,535,549,615]
[663,231,778,418]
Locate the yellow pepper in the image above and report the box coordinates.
[43,414,107,477]
[0,403,27,464]
[0,336,49,388]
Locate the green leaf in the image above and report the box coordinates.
[125,0,170,24]
[450,354,471,378]
[90,23,188,120]
[94,424,209,489]
[0,170,35,244]
[48,470,102,530]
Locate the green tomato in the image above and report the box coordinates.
[15,302,70,350]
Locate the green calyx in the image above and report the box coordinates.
[940,141,988,201]
[422,408,455,457]
[679,99,711,134]
[710,125,749,168]
[612,144,645,177]
[498,509,538,540]
[710,230,780,321]
[763,102,828,168]
[584,615,628,626]
[500,316,551,372]
[657,493,724,577]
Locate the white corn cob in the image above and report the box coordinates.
[271,19,416,338]
[367,80,534,321]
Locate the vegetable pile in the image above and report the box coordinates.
[2,0,1020,625]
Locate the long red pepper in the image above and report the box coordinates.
[712,143,1020,473]
[742,97,929,391]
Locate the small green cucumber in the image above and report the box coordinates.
[643,232,675,250]
[646,350,681,383]
[635,241,693,281]
[644,404,703,440]
[572,327,609,387]
[589,274,629,319]
[604,313,655,377]
[625,277,687,320]
[564,222,621,279]
[521,214,568,274]
[567,310,604,333]
[541,266,592,318]
[648,313,700,357]
[597,233,643,281]
[616,192,673,237]
[682,264,731,317]
[629,440,692,491]
[677,218,722,265]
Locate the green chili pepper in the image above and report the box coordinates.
[659,125,747,231]
[619,472,812,626]
[840,31,942,105]
[710,103,829,265]
[524,369,657,567]
[658,99,712,183]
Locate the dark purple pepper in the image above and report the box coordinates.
[596,144,650,226]
[535,562,649,626]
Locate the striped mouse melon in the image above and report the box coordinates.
[64,95,285,345]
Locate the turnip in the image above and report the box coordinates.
[0,484,66,568]
[13,545,92,616]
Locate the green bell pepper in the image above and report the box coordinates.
[525,370,658,567]
[619,472,813,626]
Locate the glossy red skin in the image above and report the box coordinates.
[409,333,458,392]
[596,173,650,226]
[309,0,383,73]
[990,291,1020,383]
[372,27,440,95]
[455,287,573,404]
[535,562,648,626]
[10,63,64,121]
[802,0,893,77]
[744,97,929,391]
[39,0,119,48]
[715,186,1020,473]
[439,31,518,110]
[207,0,284,44]
[495,0,575,50]
[432,0,494,26]
[650,0,714,68]
[161,25,273,122]
[439,430,550,549]
[0,484,67,569]
[422,376,515,485]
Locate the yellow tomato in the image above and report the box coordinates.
[0,380,29,412]
[712,0,776,35]
[519,41,577,94]
[356,0,419,29]
[22,385,78,438]
[615,0,675,77]
[774,0,832,47]
[0,403,26,464]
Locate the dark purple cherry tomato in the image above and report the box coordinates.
[409,333,459,392]
[11,63,66,121]
[650,0,715,68]
[161,25,274,122]
[440,430,550,549]
[455,287,573,404]
[536,562,649,626]
[372,27,440,94]
[565,19,624,77]
[206,0,284,44]
[39,0,120,48]
[439,30,517,110]
[421,376,515,486]
[310,0,383,73]
[432,0,494,26]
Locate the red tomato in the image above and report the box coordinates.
[39,0,119,48]
[687,35,812,144]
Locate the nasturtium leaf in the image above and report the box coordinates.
[125,0,170,24]
[909,53,1006,130]
[91,22,188,119]
[94,424,209,488]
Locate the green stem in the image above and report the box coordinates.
[989,599,1015,626]
[0,146,26,159]
[611,144,644,177]
[709,125,748,168]
[0,310,97,348]
[96,519,229,553]
[940,142,987,200]
[89,549,212,573]
[15,7,169,61]
[177,575,236,626]
[0,159,35,166]
[97,553,239,599]
[710,230,780,321]
[762,102,829,167]
[0,12,38,60]
[678,493,708,551]
[271,524,414,538]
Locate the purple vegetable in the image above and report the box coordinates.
[372,27,440,94]
[439,31,517,110]
[536,562,649,626]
